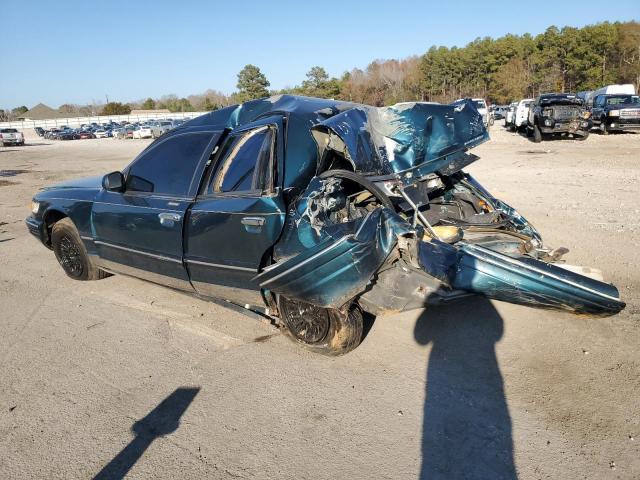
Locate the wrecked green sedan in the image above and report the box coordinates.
[27,95,625,355]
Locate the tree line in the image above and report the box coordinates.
[2,21,638,121]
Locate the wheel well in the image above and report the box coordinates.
[43,209,67,246]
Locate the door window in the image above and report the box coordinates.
[208,126,274,194]
[126,132,212,196]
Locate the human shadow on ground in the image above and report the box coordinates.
[93,387,200,480]
[414,297,517,480]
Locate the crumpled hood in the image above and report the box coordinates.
[311,99,488,178]
[41,175,103,191]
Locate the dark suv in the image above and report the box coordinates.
[527,93,591,142]
[590,94,640,134]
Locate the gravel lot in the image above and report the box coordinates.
[1,127,639,479]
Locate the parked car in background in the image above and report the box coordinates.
[513,99,533,131]
[493,105,508,120]
[1,128,25,146]
[35,127,45,137]
[504,102,517,129]
[94,129,110,138]
[590,94,640,134]
[151,121,173,138]
[25,95,624,356]
[583,84,636,108]
[527,93,591,142]
[133,126,153,139]
[78,131,96,139]
[59,130,80,141]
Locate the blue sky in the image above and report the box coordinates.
[1,0,637,109]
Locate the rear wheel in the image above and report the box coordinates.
[51,218,108,281]
[278,296,363,356]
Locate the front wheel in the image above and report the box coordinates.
[278,296,364,355]
[51,218,108,281]
[575,132,589,141]
[532,124,543,143]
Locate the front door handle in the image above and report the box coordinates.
[241,217,265,227]
[158,212,181,226]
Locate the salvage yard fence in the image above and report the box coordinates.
[0,111,208,130]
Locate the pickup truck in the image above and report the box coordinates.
[1,128,25,146]
[590,93,640,134]
[527,93,591,142]
[26,95,624,355]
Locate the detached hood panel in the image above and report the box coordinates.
[311,100,488,178]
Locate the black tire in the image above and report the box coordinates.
[278,296,364,355]
[532,124,543,143]
[601,121,609,135]
[51,218,108,281]
[317,169,394,210]
[576,132,589,141]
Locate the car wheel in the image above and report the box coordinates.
[51,218,109,281]
[601,122,609,135]
[532,124,543,143]
[278,296,364,355]
[576,132,589,141]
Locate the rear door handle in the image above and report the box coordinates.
[158,212,181,226]
[241,217,265,227]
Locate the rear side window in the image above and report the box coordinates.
[126,132,212,196]
[208,126,274,194]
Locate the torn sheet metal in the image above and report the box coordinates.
[311,100,489,179]
[416,240,625,315]
[255,207,414,308]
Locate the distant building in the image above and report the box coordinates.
[18,103,67,121]
[129,109,171,115]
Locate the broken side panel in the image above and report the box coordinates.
[416,241,625,315]
[255,208,414,309]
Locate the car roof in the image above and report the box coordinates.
[181,95,356,188]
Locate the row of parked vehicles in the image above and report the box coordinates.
[35,119,187,142]
[498,85,639,142]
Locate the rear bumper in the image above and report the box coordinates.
[2,138,24,144]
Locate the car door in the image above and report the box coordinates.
[92,129,221,290]
[185,117,286,306]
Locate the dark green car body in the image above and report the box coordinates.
[26,95,625,320]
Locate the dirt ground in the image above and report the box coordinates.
[0,126,638,479]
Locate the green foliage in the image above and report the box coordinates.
[141,97,156,110]
[11,105,28,115]
[299,66,341,98]
[156,95,194,112]
[236,64,270,102]
[201,97,219,111]
[101,102,131,115]
[420,21,640,104]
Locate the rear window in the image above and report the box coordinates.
[1,128,18,133]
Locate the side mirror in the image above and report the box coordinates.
[102,171,125,192]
